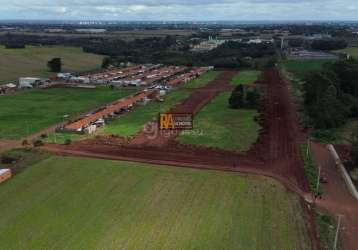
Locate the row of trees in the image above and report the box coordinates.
[303,59,358,129]
[229,85,261,109]
[98,39,277,69]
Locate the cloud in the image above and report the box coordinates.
[0,0,357,20]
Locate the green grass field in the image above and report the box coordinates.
[104,90,190,137]
[231,70,261,86]
[183,71,221,89]
[0,88,135,139]
[282,60,332,79]
[0,155,311,250]
[333,47,358,59]
[0,46,104,84]
[178,92,260,152]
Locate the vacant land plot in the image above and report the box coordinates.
[333,47,358,59]
[282,60,332,79]
[0,156,311,250]
[183,71,221,89]
[0,88,135,139]
[0,46,104,84]
[231,70,261,86]
[178,92,260,152]
[104,90,191,137]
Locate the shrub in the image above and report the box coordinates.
[64,139,72,145]
[33,140,44,147]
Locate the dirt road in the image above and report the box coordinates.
[311,143,358,250]
[129,70,236,147]
[43,68,310,193]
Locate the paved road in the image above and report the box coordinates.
[311,142,358,250]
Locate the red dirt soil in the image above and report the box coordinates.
[43,68,320,249]
[311,143,358,250]
[130,70,236,147]
[44,68,310,193]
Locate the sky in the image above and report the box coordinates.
[0,0,357,21]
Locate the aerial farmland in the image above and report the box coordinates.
[2,18,358,250]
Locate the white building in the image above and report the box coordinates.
[18,77,41,88]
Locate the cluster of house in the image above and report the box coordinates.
[61,89,159,134]
[1,77,50,94]
[1,64,212,95]
[59,65,213,134]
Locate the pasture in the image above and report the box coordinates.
[334,47,358,59]
[231,70,261,86]
[178,92,260,152]
[183,71,221,89]
[0,155,311,250]
[282,60,332,79]
[0,46,104,84]
[0,87,135,139]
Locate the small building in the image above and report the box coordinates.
[18,77,41,88]
[0,169,12,184]
[57,73,73,80]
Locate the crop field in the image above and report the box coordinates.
[0,46,104,84]
[0,155,311,250]
[282,60,332,79]
[0,87,135,139]
[104,90,191,137]
[183,71,221,89]
[333,47,358,59]
[178,92,260,152]
[231,70,261,86]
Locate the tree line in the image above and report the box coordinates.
[303,59,358,129]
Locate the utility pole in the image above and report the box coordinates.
[333,214,343,250]
[316,165,321,195]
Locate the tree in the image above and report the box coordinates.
[310,85,348,129]
[246,88,261,108]
[102,57,112,69]
[229,85,245,109]
[346,127,358,168]
[47,58,62,72]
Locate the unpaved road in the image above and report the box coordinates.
[311,142,358,250]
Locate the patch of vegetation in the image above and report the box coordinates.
[104,90,190,137]
[1,148,50,175]
[334,47,358,59]
[0,156,312,250]
[178,92,261,152]
[351,168,358,182]
[314,210,342,250]
[231,70,261,86]
[335,119,358,144]
[300,143,321,195]
[0,46,104,84]
[44,132,94,145]
[282,60,332,79]
[311,129,338,144]
[229,85,261,109]
[0,87,135,139]
[302,60,358,130]
[183,71,221,89]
